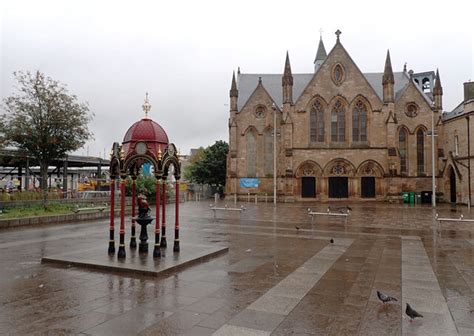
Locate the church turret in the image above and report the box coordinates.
[382,50,395,103]
[230,71,238,112]
[314,36,327,72]
[433,69,443,111]
[282,51,293,105]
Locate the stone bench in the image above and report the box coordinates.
[210,204,246,219]
[307,207,350,224]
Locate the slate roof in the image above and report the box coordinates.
[442,102,464,121]
[236,71,431,112]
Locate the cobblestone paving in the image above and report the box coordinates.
[0,201,473,335]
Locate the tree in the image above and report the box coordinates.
[2,71,93,206]
[183,147,204,181]
[186,141,228,189]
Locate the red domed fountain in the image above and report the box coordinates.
[108,94,181,259]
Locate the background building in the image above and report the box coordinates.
[226,31,473,204]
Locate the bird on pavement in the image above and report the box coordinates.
[330,239,334,244]
[406,303,423,321]
[377,290,398,304]
[295,225,300,231]
[328,206,352,214]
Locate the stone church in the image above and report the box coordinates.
[226,30,474,204]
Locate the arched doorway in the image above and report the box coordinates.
[324,159,356,199]
[357,160,384,199]
[450,168,456,203]
[295,161,322,199]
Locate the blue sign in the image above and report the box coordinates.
[240,178,260,188]
[142,163,152,176]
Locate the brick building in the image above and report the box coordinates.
[226,31,473,204]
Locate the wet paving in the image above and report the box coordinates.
[0,201,473,335]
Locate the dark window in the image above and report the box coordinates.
[416,129,424,173]
[399,128,408,173]
[331,99,345,142]
[301,177,316,198]
[264,129,273,176]
[328,177,348,198]
[310,100,324,142]
[247,131,257,177]
[352,100,367,142]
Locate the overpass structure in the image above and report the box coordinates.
[0,149,110,192]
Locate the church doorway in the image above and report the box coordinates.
[301,177,316,198]
[328,177,348,198]
[450,168,456,203]
[361,177,375,198]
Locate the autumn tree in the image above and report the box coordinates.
[2,71,93,206]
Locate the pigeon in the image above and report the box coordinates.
[328,206,352,214]
[377,290,398,304]
[406,303,423,320]
[295,225,300,231]
[330,239,334,244]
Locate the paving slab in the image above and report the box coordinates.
[42,243,228,277]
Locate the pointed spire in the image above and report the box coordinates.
[382,50,394,85]
[433,68,443,95]
[282,51,293,86]
[314,36,327,63]
[433,69,443,110]
[230,71,238,98]
[314,35,327,72]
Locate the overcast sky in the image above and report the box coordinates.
[1,0,473,158]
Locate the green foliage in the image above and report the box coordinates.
[125,175,174,201]
[0,191,62,202]
[0,202,75,219]
[1,71,93,207]
[186,141,228,187]
[183,147,204,181]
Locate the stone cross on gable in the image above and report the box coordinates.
[335,29,342,41]
[319,28,324,38]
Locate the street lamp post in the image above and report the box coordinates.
[272,103,277,205]
[430,109,437,207]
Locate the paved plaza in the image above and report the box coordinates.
[1,201,474,335]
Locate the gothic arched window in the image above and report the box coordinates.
[331,99,345,142]
[264,128,273,176]
[310,100,324,143]
[417,129,425,174]
[352,100,367,142]
[246,131,257,177]
[399,128,408,174]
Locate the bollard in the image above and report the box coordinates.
[255,194,257,204]
[247,192,250,203]
[234,193,237,205]
[265,193,268,203]
[214,193,219,205]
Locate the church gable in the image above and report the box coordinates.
[294,41,382,112]
[395,80,434,130]
[236,80,280,135]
